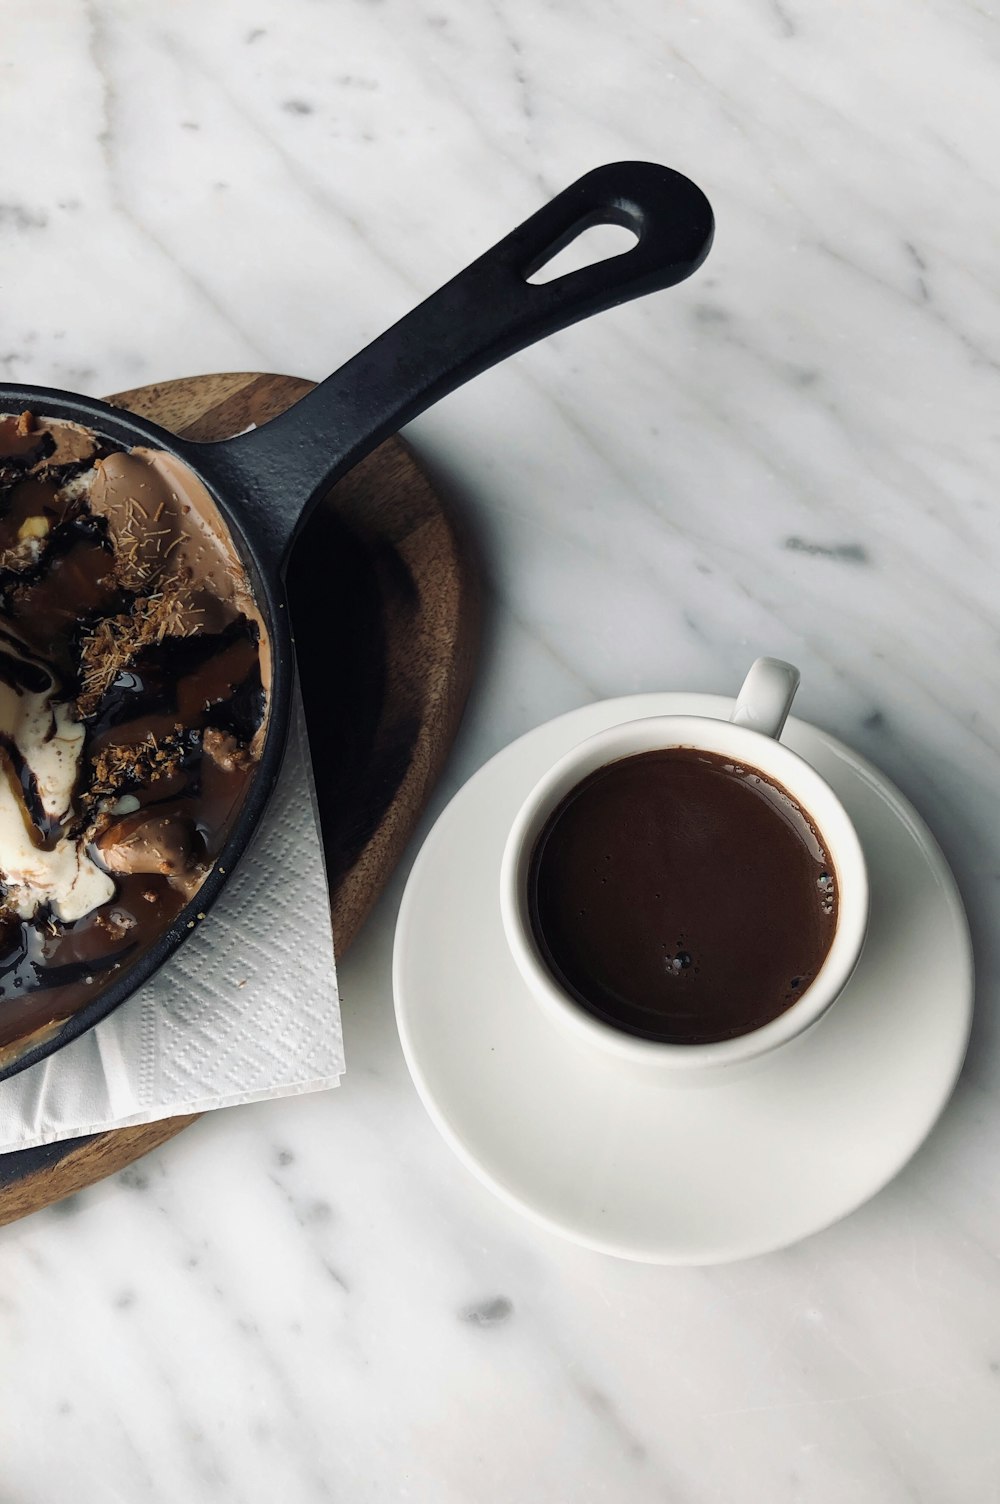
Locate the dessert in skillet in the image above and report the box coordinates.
[0,411,269,1050]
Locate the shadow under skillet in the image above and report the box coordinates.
[287,503,394,893]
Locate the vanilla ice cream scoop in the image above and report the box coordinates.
[0,628,114,922]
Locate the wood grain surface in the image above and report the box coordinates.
[0,371,479,1225]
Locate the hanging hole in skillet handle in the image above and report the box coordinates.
[505,160,715,306]
[526,222,640,284]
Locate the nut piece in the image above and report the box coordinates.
[15,410,35,437]
[94,906,137,942]
[203,728,253,774]
[17,515,50,543]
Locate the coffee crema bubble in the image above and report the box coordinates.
[527,747,838,1045]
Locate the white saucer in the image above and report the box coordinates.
[393,695,973,1264]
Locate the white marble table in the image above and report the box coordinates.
[3,3,999,1499]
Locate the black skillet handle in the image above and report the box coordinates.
[189,162,714,564]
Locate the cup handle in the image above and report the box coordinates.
[729,657,801,740]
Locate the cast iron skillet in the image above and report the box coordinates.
[0,160,713,1080]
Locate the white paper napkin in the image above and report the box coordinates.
[0,685,342,1152]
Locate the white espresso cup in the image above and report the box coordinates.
[500,659,869,1073]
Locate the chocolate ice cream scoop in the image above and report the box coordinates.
[96,812,202,889]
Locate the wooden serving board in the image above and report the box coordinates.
[0,372,479,1225]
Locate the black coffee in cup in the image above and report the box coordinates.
[526,748,837,1044]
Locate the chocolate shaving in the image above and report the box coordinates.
[83,727,189,805]
[75,589,202,718]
